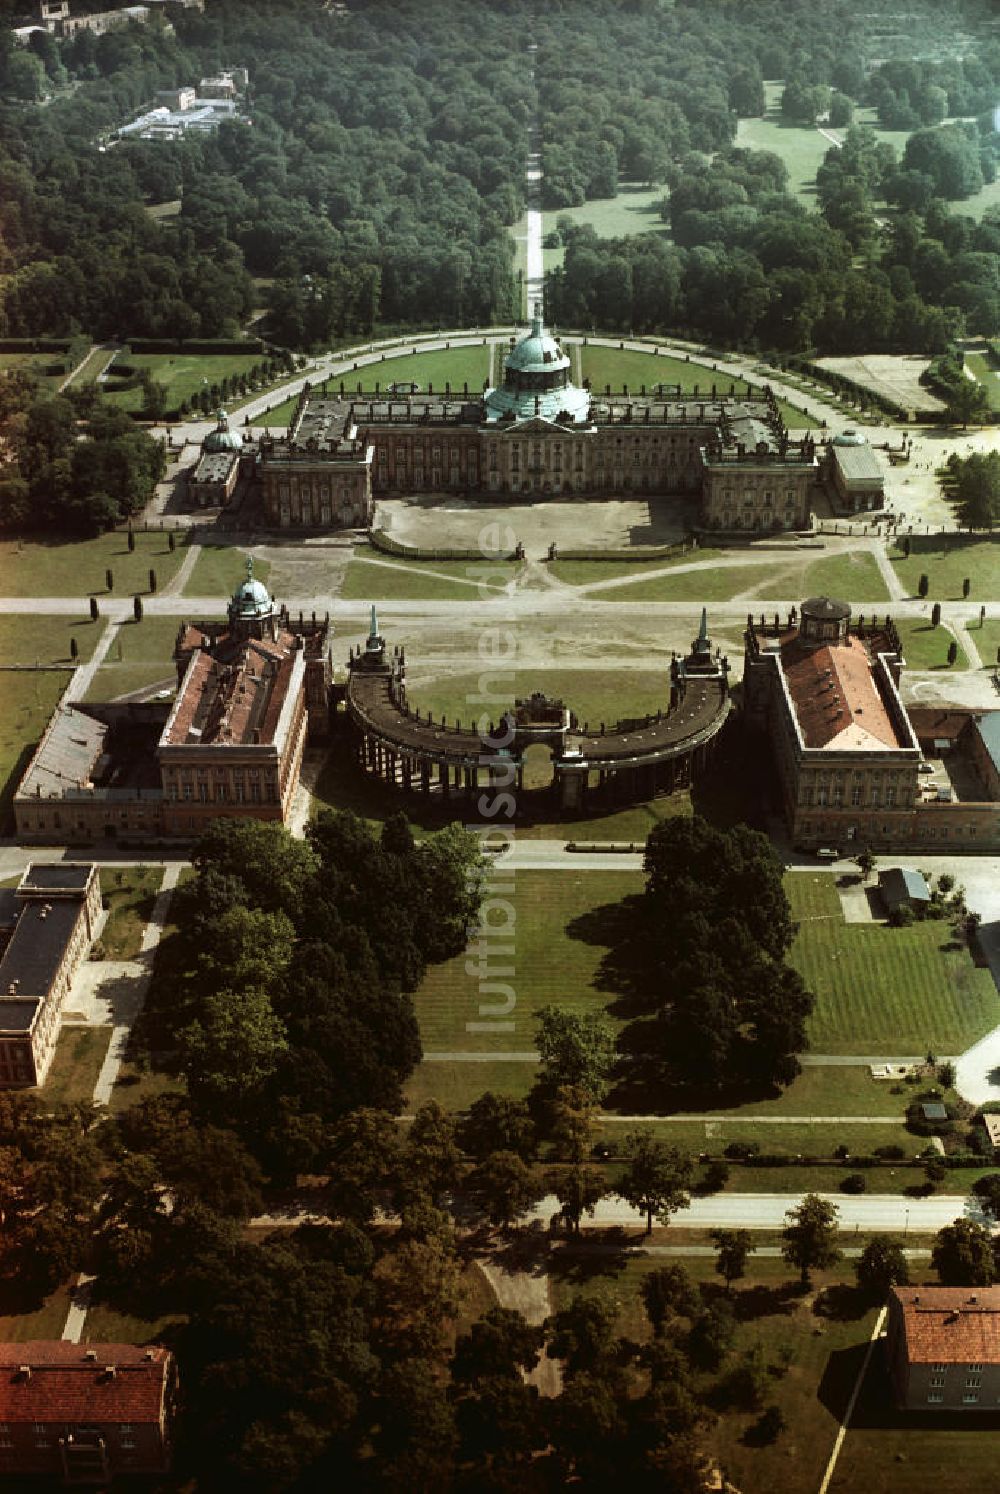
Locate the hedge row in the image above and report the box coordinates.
[553,541,689,563]
[124,337,266,355]
[368,529,517,562]
[0,338,72,353]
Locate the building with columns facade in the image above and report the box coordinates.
[256,315,819,530]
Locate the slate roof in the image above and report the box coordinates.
[0,1343,169,1424]
[892,1288,1000,1364]
[17,706,107,800]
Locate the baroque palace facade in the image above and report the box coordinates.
[256,315,820,531]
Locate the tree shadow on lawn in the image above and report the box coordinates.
[545,1231,635,1289]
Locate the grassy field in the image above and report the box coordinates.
[0,531,187,599]
[964,350,1000,407]
[975,618,1000,668]
[0,614,101,664]
[98,866,163,960]
[40,1027,112,1107]
[541,181,668,265]
[184,545,271,597]
[102,349,265,413]
[256,392,299,428]
[892,618,968,671]
[796,913,998,1054]
[888,536,1000,601]
[735,113,833,204]
[0,349,68,391]
[341,556,512,602]
[82,1303,185,1344]
[83,663,175,703]
[0,670,72,831]
[581,345,751,395]
[404,667,670,731]
[755,551,891,604]
[350,344,490,394]
[413,868,641,1056]
[106,615,193,665]
[588,562,772,603]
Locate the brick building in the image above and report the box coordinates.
[15,565,330,845]
[256,314,818,529]
[0,1342,176,1481]
[0,865,101,1088]
[886,1287,1000,1410]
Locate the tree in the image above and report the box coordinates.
[468,1150,544,1229]
[946,377,991,429]
[133,595,143,622]
[459,1092,535,1162]
[947,640,958,666]
[127,526,135,552]
[618,1129,693,1235]
[149,568,157,594]
[711,1228,754,1290]
[931,1218,995,1285]
[106,568,113,592]
[781,1193,841,1287]
[972,1175,1000,1221]
[400,1101,461,1205]
[640,1263,701,1336]
[963,578,971,598]
[855,1236,910,1300]
[931,602,942,627]
[89,596,98,621]
[452,1306,544,1384]
[546,1161,607,1234]
[70,637,78,660]
[534,1006,616,1104]
[918,573,929,598]
[855,848,876,881]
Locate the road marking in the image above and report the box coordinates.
[817,1303,886,1494]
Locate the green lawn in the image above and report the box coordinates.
[541,181,669,264]
[341,556,512,602]
[97,867,164,960]
[404,668,670,733]
[0,349,68,391]
[975,618,1000,668]
[735,112,834,204]
[183,545,271,597]
[0,670,72,831]
[755,551,891,604]
[581,345,752,395]
[892,618,968,671]
[0,614,101,665]
[589,562,770,602]
[964,350,1000,407]
[102,349,265,414]
[888,536,1000,600]
[785,870,844,921]
[796,915,999,1054]
[39,1027,112,1106]
[82,1303,185,1345]
[349,344,490,395]
[413,868,642,1055]
[0,531,187,599]
[84,663,176,703]
[256,392,300,428]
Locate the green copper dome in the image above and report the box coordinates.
[504,312,571,376]
[229,556,272,621]
[484,308,591,425]
[203,409,244,453]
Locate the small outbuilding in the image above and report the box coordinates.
[878,866,931,916]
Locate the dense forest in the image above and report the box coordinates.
[0,0,997,355]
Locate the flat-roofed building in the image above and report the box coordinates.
[826,431,885,512]
[0,864,101,1088]
[886,1287,1000,1410]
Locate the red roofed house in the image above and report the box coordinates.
[0,1341,176,1482]
[886,1287,1000,1410]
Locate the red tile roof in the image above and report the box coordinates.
[0,1343,169,1424]
[893,1288,1000,1364]
[781,634,904,750]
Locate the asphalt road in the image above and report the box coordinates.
[529,1190,991,1233]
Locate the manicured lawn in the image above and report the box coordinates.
[550,548,719,586]
[775,397,814,429]
[0,670,71,831]
[256,392,299,428]
[0,1282,73,1343]
[0,531,187,599]
[108,615,189,664]
[349,344,490,395]
[107,1062,185,1114]
[590,562,770,602]
[82,1303,185,1344]
[785,871,844,921]
[404,668,670,732]
[892,618,968,671]
[964,351,1000,407]
[98,867,163,960]
[888,536,1000,600]
[340,556,510,601]
[581,345,752,395]
[83,663,175,703]
[414,868,642,1055]
[40,1027,112,1107]
[735,110,837,205]
[183,545,271,597]
[975,618,1000,668]
[102,349,265,414]
[601,1125,918,1162]
[405,1058,537,1111]
[0,349,67,391]
[795,916,999,1054]
[756,551,890,604]
[0,614,101,664]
